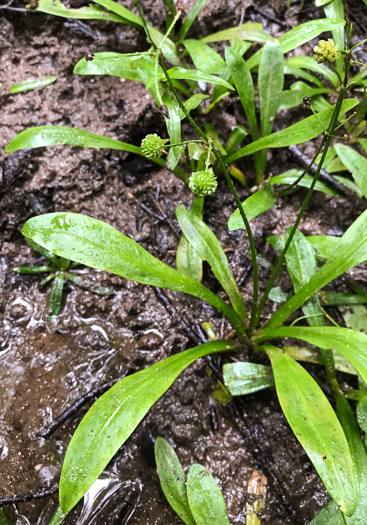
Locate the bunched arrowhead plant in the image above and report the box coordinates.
[5,0,367,522]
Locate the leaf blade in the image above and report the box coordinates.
[9,76,57,94]
[228,183,275,230]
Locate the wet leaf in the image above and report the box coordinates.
[164,95,183,170]
[256,327,367,386]
[21,213,245,334]
[323,0,344,74]
[270,170,338,196]
[165,67,234,90]
[224,124,248,156]
[176,197,203,282]
[91,0,143,26]
[177,0,209,42]
[306,235,340,260]
[334,144,367,199]
[228,183,275,230]
[202,22,270,44]
[279,85,332,111]
[265,345,356,516]
[9,76,56,94]
[223,362,274,395]
[73,52,146,81]
[268,286,289,303]
[11,265,53,274]
[34,0,131,23]
[356,394,367,433]
[321,292,367,306]
[309,501,345,524]
[176,205,247,319]
[47,273,65,319]
[187,464,230,524]
[226,99,358,163]
[286,56,339,87]
[154,437,196,525]
[258,40,284,137]
[27,238,60,265]
[59,339,237,511]
[261,207,367,330]
[178,94,209,119]
[284,64,324,87]
[247,18,345,70]
[183,39,226,74]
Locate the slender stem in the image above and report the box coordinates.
[205,140,212,170]
[166,139,204,147]
[159,11,181,50]
[329,63,343,86]
[350,38,367,52]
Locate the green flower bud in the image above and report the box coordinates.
[189,169,217,197]
[141,134,168,159]
[313,39,339,64]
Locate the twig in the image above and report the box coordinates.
[0,485,59,505]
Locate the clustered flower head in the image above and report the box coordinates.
[313,39,339,64]
[141,134,168,159]
[189,169,218,197]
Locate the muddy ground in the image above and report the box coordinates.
[0,0,367,523]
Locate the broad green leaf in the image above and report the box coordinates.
[306,235,340,260]
[183,40,226,74]
[176,197,203,281]
[323,0,344,75]
[73,52,146,81]
[9,76,57,94]
[356,394,367,433]
[265,345,357,516]
[176,206,247,319]
[21,213,245,335]
[187,464,230,525]
[336,393,367,524]
[155,437,196,525]
[177,0,209,42]
[228,183,275,230]
[202,23,270,44]
[286,56,339,87]
[165,67,234,90]
[92,0,143,26]
[247,19,345,70]
[256,327,367,386]
[270,170,338,196]
[259,40,284,137]
[309,501,345,524]
[283,229,324,326]
[164,95,183,170]
[223,362,274,395]
[261,208,367,329]
[226,99,358,163]
[34,0,130,23]
[225,48,258,141]
[334,144,367,199]
[5,126,141,155]
[59,339,237,511]
[47,273,65,319]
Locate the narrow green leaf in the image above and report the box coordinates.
[321,292,367,306]
[21,213,245,335]
[261,208,367,329]
[226,99,358,163]
[266,345,357,516]
[270,170,338,196]
[9,76,56,94]
[47,273,65,319]
[183,40,226,74]
[228,183,275,231]
[12,265,53,274]
[258,40,284,137]
[59,339,237,511]
[286,56,339,87]
[26,238,60,266]
[201,22,270,44]
[256,327,367,387]
[283,228,324,326]
[5,126,141,155]
[176,206,247,319]
[247,18,345,70]
[279,85,331,111]
[306,235,340,260]
[224,125,248,155]
[178,94,208,120]
[282,345,358,376]
[187,464,230,525]
[284,64,324,87]
[147,25,179,66]
[176,197,203,281]
[225,47,258,141]
[91,0,143,26]
[356,394,367,433]
[309,501,345,525]
[34,0,130,23]
[164,95,183,170]
[177,0,209,42]
[323,0,344,75]
[165,67,234,90]
[155,437,196,525]
[223,362,274,395]
[334,144,367,199]
[73,52,146,81]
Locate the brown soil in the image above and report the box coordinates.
[0,0,366,524]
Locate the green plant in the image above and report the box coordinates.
[6,0,367,523]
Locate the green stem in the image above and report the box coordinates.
[166,139,204,147]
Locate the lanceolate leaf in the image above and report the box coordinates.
[183,39,226,74]
[165,67,234,90]
[21,213,245,336]
[177,0,209,42]
[59,339,238,512]
[34,0,131,23]
[258,40,284,137]
[270,171,338,196]
[286,56,339,87]
[91,0,143,26]
[73,52,146,81]
[9,76,57,94]
[265,345,357,516]
[176,197,203,282]
[261,207,367,330]
[187,464,230,525]
[223,362,274,395]
[255,327,367,386]
[176,206,247,319]
[309,501,345,524]
[201,22,271,44]
[334,144,367,199]
[47,273,65,319]
[164,95,183,170]
[306,235,340,260]
[228,183,275,230]
[155,438,196,525]
[226,99,358,163]
[247,18,345,70]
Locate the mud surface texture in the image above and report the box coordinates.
[1,0,367,524]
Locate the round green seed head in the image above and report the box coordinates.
[189,169,217,197]
[313,39,338,64]
[141,134,167,159]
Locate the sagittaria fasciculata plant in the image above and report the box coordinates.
[5,0,367,523]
